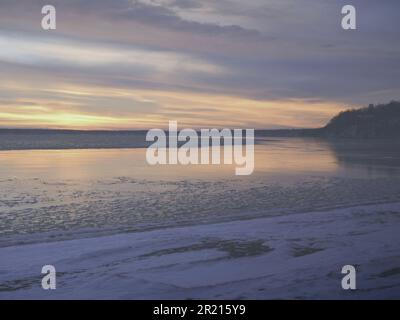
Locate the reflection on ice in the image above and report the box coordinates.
[1,138,400,244]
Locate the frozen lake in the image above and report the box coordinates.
[1,137,400,298]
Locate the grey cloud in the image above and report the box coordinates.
[169,0,204,10]
[0,0,399,107]
[115,1,261,37]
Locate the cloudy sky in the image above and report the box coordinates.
[0,0,399,129]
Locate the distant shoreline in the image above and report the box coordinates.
[1,101,399,139]
[0,128,323,152]
[0,128,320,135]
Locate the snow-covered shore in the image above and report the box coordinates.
[1,201,400,299]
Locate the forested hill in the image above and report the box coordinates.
[322,101,400,138]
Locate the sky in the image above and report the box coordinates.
[0,0,399,129]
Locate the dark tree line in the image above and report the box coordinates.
[322,101,400,138]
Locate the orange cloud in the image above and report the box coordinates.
[0,82,349,129]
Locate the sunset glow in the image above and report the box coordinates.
[0,1,399,129]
